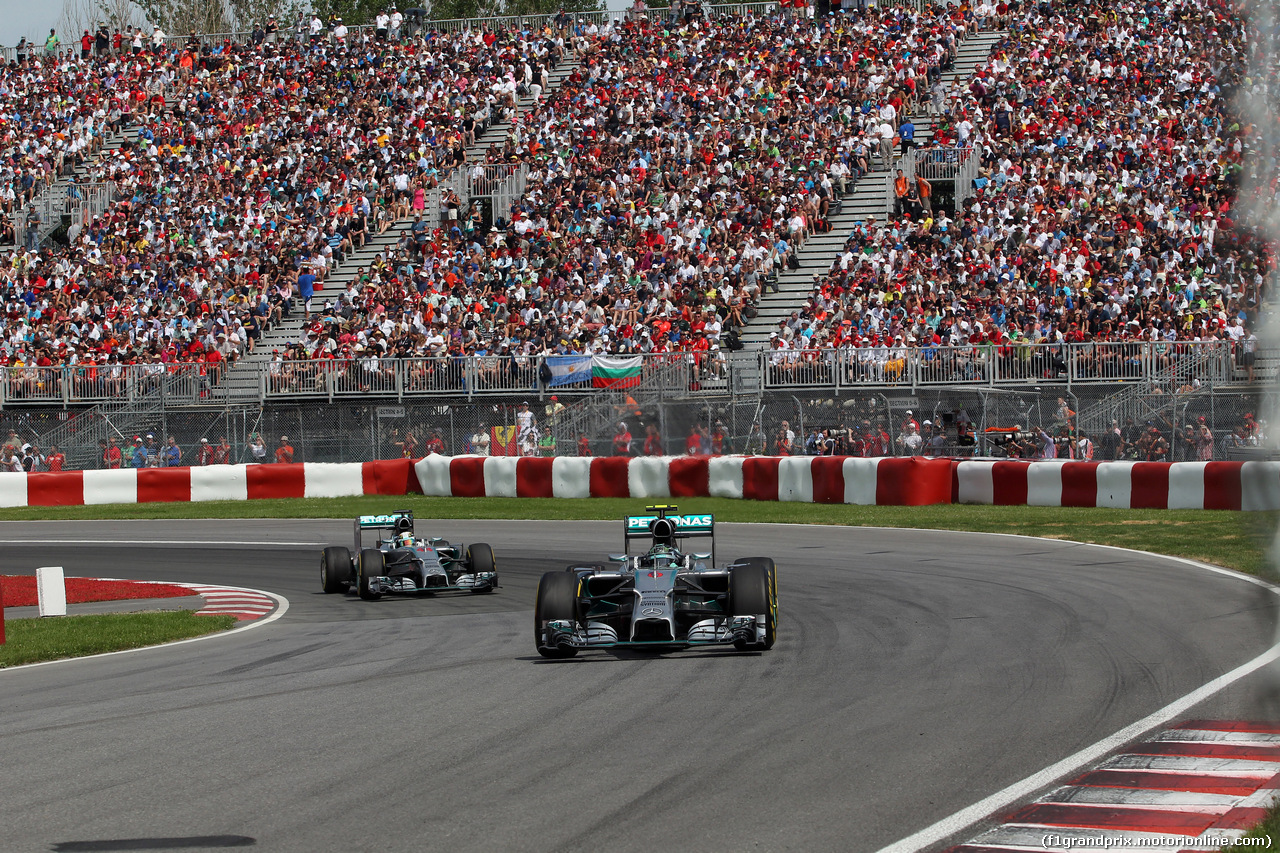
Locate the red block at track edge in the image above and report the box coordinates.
[1060,462,1099,507]
[246,463,306,500]
[589,457,631,498]
[361,459,421,495]
[668,456,710,498]
[742,456,781,501]
[1130,462,1171,509]
[448,456,487,498]
[992,461,1030,506]
[1174,720,1280,733]
[27,471,85,506]
[1204,462,1243,511]
[811,457,846,504]
[517,458,555,498]
[1007,803,1216,834]
[876,458,953,506]
[137,468,192,503]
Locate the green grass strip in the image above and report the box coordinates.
[0,496,1272,575]
[0,611,238,668]
[1223,800,1280,851]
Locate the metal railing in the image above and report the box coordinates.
[760,340,1245,391]
[259,352,698,402]
[0,3,786,59]
[1,362,218,409]
[8,181,116,248]
[890,146,976,218]
[952,147,981,213]
[1,342,1262,408]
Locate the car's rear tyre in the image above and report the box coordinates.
[729,558,777,651]
[535,571,579,658]
[467,543,496,593]
[358,549,384,601]
[321,546,352,594]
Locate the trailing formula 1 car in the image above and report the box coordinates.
[321,510,498,599]
[534,505,777,658]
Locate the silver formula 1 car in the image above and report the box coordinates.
[321,510,497,599]
[534,505,777,657]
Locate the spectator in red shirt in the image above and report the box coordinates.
[577,434,592,457]
[198,438,215,465]
[612,423,633,457]
[686,425,703,455]
[643,425,663,456]
[275,436,294,464]
[46,444,65,472]
[425,430,446,455]
[105,437,123,469]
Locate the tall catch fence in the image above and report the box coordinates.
[2,384,1266,471]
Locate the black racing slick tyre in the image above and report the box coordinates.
[358,549,385,601]
[467,544,496,593]
[729,558,778,651]
[535,571,579,658]
[321,546,352,594]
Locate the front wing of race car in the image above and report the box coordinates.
[540,614,765,650]
[365,572,498,595]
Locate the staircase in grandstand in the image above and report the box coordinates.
[738,27,1006,349]
[4,91,172,248]
[1074,344,1234,437]
[33,366,205,469]
[212,55,582,405]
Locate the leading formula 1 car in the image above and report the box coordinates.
[534,505,777,657]
[321,510,498,599]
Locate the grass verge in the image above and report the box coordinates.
[0,611,238,668]
[0,496,1273,576]
[1224,800,1280,850]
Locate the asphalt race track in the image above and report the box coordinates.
[1,519,1278,853]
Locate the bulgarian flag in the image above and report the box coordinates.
[491,425,518,456]
[592,356,642,389]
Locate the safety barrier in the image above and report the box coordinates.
[0,457,1273,510]
[0,460,421,507]
[951,459,1277,511]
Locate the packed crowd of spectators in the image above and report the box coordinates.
[279,4,973,385]
[765,0,1272,383]
[1,0,1272,400]
[0,12,575,389]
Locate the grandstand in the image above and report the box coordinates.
[0,0,1272,466]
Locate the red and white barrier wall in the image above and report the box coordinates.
[952,459,1280,510]
[0,459,421,507]
[0,456,1275,510]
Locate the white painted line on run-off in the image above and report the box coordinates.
[873,551,1280,853]
[0,539,326,546]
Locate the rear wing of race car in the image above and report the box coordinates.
[623,504,714,563]
[354,510,414,551]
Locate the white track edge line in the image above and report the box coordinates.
[0,585,289,674]
[874,543,1280,853]
[0,540,325,546]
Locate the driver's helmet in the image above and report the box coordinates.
[397,531,414,548]
[648,544,676,563]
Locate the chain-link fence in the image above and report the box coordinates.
[0,384,1269,471]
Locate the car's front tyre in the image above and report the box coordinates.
[321,546,352,594]
[535,571,579,658]
[467,543,497,593]
[729,558,777,651]
[358,549,385,601]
